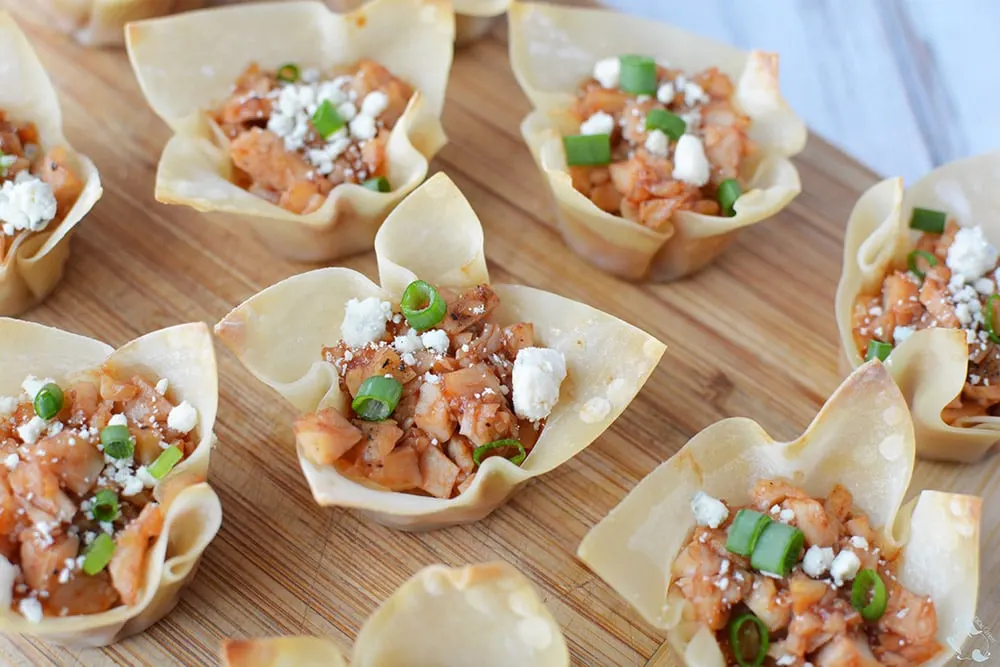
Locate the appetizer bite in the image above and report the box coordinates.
[40,0,204,47]
[836,150,1000,461]
[126,0,453,262]
[216,173,665,530]
[579,362,981,667]
[451,0,509,45]
[0,13,102,317]
[220,563,568,666]
[0,319,221,646]
[510,2,805,281]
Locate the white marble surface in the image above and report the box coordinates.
[602,0,998,182]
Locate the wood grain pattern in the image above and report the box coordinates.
[2,1,998,665]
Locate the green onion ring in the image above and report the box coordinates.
[91,489,120,523]
[400,280,447,331]
[100,424,134,460]
[276,63,301,83]
[725,509,771,557]
[851,568,888,622]
[563,133,612,167]
[909,207,947,234]
[147,445,184,480]
[865,339,893,362]
[311,99,345,140]
[729,613,769,667]
[750,521,805,577]
[717,178,743,218]
[472,439,526,466]
[644,108,686,141]
[362,176,391,193]
[82,533,116,575]
[906,249,939,279]
[351,376,403,421]
[618,54,658,95]
[33,383,63,421]
[985,295,1000,345]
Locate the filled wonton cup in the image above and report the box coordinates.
[126,0,453,263]
[220,563,569,666]
[578,361,981,666]
[509,1,806,282]
[216,172,665,531]
[835,151,1000,462]
[452,0,508,45]
[0,319,222,646]
[0,14,102,317]
[40,0,204,47]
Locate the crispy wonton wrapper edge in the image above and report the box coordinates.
[41,0,205,47]
[578,361,981,667]
[125,0,454,262]
[0,13,103,317]
[215,172,665,531]
[509,1,806,281]
[0,319,222,647]
[834,150,1000,461]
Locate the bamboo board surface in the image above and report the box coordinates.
[2,1,997,665]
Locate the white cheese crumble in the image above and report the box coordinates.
[690,491,729,528]
[656,81,675,105]
[360,91,389,118]
[341,297,393,348]
[580,111,615,136]
[17,417,46,445]
[18,597,42,623]
[167,401,198,433]
[155,378,169,395]
[946,226,998,283]
[672,134,711,186]
[136,466,158,488]
[3,453,19,471]
[778,508,795,523]
[644,129,670,157]
[107,414,128,427]
[893,325,915,344]
[420,329,450,355]
[393,329,424,356]
[802,545,835,578]
[776,655,796,666]
[0,396,16,416]
[593,57,621,89]
[512,347,567,421]
[830,549,862,586]
[683,81,709,106]
[349,114,377,141]
[423,372,441,385]
[849,535,869,550]
[21,376,56,401]
[0,173,58,236]
[120,475,145,497]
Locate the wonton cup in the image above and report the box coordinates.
[41,0,204,47]
[835,151,1000,462]
[509,1,806,282]
[0,319,222,647]
[0,14,102,317]
[578,361,981,667]
[126,0,454,263]
[216,172,665,531]
[220,562,569,667]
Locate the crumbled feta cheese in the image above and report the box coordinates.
[120,475,145,497]
[778,508,795,523]
[719,559,730,575]
[18,597,42,623]
[830,550,862,586]
[644,129,670,157]
[167,401,198,434]
[108,414,128,427]
[715,577,729,591]
[512,347,567,421]
[349,114,377,141]
[155,378,169,395]
[337,101,358,122]
[802,545,835,578]
[99,521,114,534]
[423,373,441,385]
[3,454,18,471]
[393,329,425,356]
[0,396,16,416]
[776,655,795,666]
[0,173,58,235]
[21,375,56,401]
[683,81,709,106]
[893,325,915,344]
[341,297,393,347]
[656,81,675,105]
[947,226,998,283]
[769,504,781,515]
[0,154,16,176]
[360,91,389,118]
[420,330,450,355]
[593,57,621,89]
[136,466,158,488]
[17,417,46,445]
[849,535,869,550]
[672,134,711,186]
[690,491,729,528]
[975,278,995,295]
[580,111,615,136]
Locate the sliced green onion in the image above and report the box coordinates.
[563,133,611,167]
[363,176,391,193]
[351,376,403,421]
[851,568,888,622]
[400,280,447,331]
[619,54,657,95]
[729,613,769,667]
[725,509,771,557]
[750,522,805,577]
[82,533,116,575]
[644,108,686,141]
[312,100,345,139]
[33,383,63,421]
[909,207,946,234]
[906,249,939,279]
[147,446,184,480]
[866,339,893,362]
[276,63,300,83]
[718,179,743,217]
[985,295,1000,344]
[100,425,134,460]
[91,489,119,523]
[472,439,527,466]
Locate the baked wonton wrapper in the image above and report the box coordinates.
[216,172,665,531]
[0,13,102,317]
[835,151,1000,462]
[125,0,453,262]
[220,562,569,667]
[578,361,981,667]
[0,318,222,647]
[41,0,204,47]
[509,1,806,282]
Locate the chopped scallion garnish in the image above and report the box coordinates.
[33,383,63,421]
[619,55,657,95]
[906,249,938,279]
[909,207,946,234]
[472,439,527,466]
[851,568,888,621]
[725,509,771,557]
[563,134,612,167]
[400,280,447,331]
[82,533,116,575]
[148,446,184,480]
[92,489,119,523]
[351,376,403,421]
[276,63,300,83]
[865,339,893,362]
[100,424,134,460]
[718,179,743,218]
[312,100,345,140]
[363,176,391,193]
[729,612,769,667]
[750,521,805,577]
[986,295,1000,344]
[644,108,686,141]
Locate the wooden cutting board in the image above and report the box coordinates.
[3,1,997,665]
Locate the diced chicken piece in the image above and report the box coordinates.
[33,430,104,496]
[457,402,518,447]
[441,365,505,406]
[413,382,456,443]
[814,636,882,667]
[745,576,791,632]
[9,461,76,525]
[349,59,413,127]
[441,285,500,335]
[66,379,101,424]
[918,265,960,328]
[503,323,534,358]
[109,503,164,606]
[750,479,808,511]
[417,445,460,499]
[882,273,924,326]
[294,409,363,466]
[702,122,747,184]
[368,445,422,492]
[789,572,828,613]
[100,373,139,402]
[693,68,735,99]
[877,583,939,652]
[355,420,403,467]
[343,346,416,397]
[36,147,84,217]
[123,375,175,427]
[445,436,476,475]
[573,82,631,117]
[278,180,326,215]
[44,569,120,617]
[824,484,854,523]
[785,497,839,548]
[19,530,79,593]
[230,128,315,194]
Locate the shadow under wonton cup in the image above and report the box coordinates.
[125,0,454,263]
[220,563,569,667]
[508,1,806,282]
[215,172,665,531]
[0,319,222,647]
[578,361,981,667]
[835,151,1000,462]
[40,0,205,47]
[0,14,102,317]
